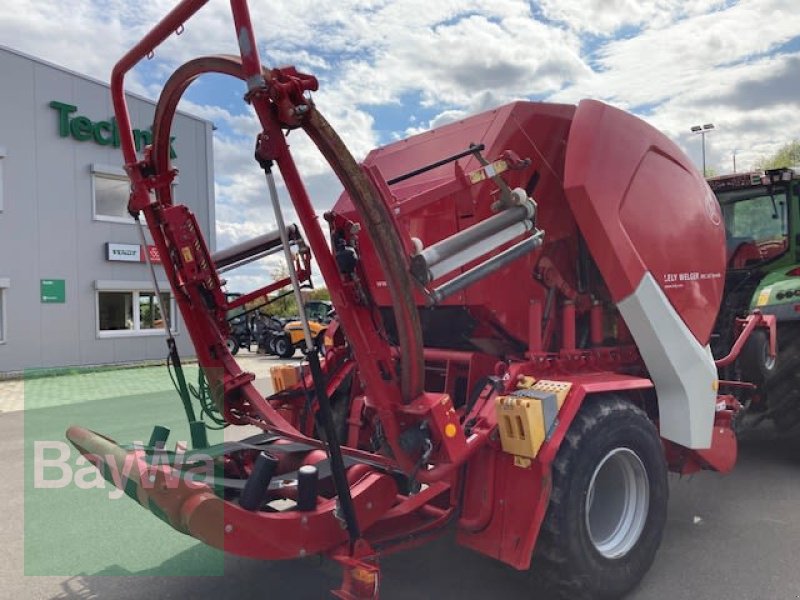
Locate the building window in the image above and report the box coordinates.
[91,164,178,224]
[93,171,133,223]
[0,278,8,343]
[97,290,174,336]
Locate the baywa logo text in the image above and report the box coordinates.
[33,441,214,500]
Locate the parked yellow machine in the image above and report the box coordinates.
[273,300,333,357]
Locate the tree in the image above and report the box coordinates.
[755,140,800,170]
[256,263,296,317]
[306,287,331,302]
[255,263,331,318]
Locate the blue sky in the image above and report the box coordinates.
[1,0,798,291]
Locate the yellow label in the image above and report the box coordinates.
[181,247,194,263]
[756,288,771,307]
[514,456,532,469]
[516,375,537,389]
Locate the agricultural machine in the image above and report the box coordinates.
[710,168,800,429]
[270,299,333,358]
[219,225,313,355]
[65,1,767,598]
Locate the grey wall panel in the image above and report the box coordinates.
[0,47,214,373]
[34,63,82,368]
[0,50,40,372]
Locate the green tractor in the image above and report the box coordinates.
[710,167,800,429]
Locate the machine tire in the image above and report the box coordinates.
[739,328,777,385]
[275,336,295,359]
[226,337,239,355]
[532,395,668,600]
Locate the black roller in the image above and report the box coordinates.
[148,425,170,448]
[239,451,279,511]
[297,464,319,511]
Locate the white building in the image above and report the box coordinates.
[0,46,215,374]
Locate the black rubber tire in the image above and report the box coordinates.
[275,336,295,359]
[226,337,239,356]
[763,332,800,431]
[266,336,278,355]
[532,395,668,600]
[739,328,777,385]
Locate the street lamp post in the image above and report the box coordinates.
[690,123,715,176]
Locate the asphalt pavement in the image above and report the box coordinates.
[2,352,799,599]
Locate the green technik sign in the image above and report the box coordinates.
[40,279,65,304]
[50,101,177,159]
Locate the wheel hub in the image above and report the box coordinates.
[585,447,650,559]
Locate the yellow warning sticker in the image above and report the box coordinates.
[756,288,771,307]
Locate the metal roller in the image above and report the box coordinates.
[429,231,544,304]
[411,191,535,285]
[211,225,300,271]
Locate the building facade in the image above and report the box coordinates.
[0,46,215,374]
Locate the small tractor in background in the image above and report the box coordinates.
[224,292,253,354]
[64,1,769,598]
[710,168,800,430]
[268,299,333,358]
[218,227,315,355]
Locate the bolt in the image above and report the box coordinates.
[299,548,307,557]
[366,502,373,510]
[224,524,233,534]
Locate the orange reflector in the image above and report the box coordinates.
[352,567,376,585]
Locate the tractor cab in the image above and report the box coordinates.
[714,169,796,271]
[709,168,800,427]
[304,299,334,324]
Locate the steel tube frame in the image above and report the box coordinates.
[110,1,434,475]
[211,225,299,270]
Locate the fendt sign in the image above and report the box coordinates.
[49,100,177,158]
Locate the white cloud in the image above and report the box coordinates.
[537,0,728,37]
[2,0,799,292]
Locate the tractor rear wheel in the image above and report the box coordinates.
[275,336,295,359]
[532,395,668,600]
[739,328,777,385]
